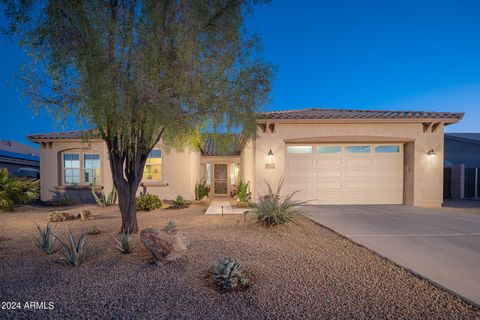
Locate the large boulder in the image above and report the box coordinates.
[140,228,188,263]
[47,211,77,222]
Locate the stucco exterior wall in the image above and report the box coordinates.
[240,139,255,196]
[38,140,199,202]
[253,122,445,208]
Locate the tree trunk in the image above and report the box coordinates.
[117,181,139,233]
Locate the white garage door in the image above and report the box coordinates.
[285,144,404,205]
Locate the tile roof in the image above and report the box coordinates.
[445,133,480,144]
[28,129,243,156]
[260,108,464,122]
[27,130,97,141]
[0,140,39,157]
[200,134,244,156]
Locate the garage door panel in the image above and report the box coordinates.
[317,193,343,204]
[344,170,371,178]
[286,143,403,205]
[287,158,314,167]
[316,169,342,178]
[344,181,372,190]
[287,168,315,178]
[316,181,342,190]
[345,158,371,166]
[316,158,342,167]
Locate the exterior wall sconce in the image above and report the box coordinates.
[427,149,437,158]
[266,149,275,169]
[267,149,274,161]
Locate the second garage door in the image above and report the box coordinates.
[285,144,404,205]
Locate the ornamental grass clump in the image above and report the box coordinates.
[55,231,87,267]
[35,224,56,254]
[212,257,250,291]
[115,230,134,254]
[252,178,308,226]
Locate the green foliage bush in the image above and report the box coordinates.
[234,181,251,203]
[172,195,188,209]
[35,224,56,254]
[136,193,162,211]
[212,257,250,291]
[252,178,307,226]
[194,180,210,200]
[55,231,87,267]
[87,225,100,235]
[50,192,77,206]
[0,169,39,210]
[115,230,134,254]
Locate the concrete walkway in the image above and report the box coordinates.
[205,199,249,215]
[305,205,480,306]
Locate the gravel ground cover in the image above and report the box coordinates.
[0,204,479,319]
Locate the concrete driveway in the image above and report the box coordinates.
[305,205,480,306]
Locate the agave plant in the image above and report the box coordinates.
[252,178,308,226]
[35,224,56,254]
[91,183,117,207]
[212,257,249,291]
[115,230,134,254]
[55,231,87,266]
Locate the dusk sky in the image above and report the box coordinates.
[1,0,479,146]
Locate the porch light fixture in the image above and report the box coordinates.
[427,149,436,158]
[267,149,274,161]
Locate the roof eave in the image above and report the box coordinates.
[257,117,462,125]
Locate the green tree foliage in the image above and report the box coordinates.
[0,168,39,210]
[2,0,272,232]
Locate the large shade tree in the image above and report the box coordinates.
[1,0,272,233]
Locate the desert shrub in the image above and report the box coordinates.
[252,178,307,226]
[164,220,176,231]
[136,193,162,211]
[91,183,117,207]
[172,195,188,209]
[87,225,100,235]
[55,231,87,267]
[194,180,210,200]
[235,181,251,203]
[0,169,39,210]
[212,257,250,291]
[35,224,56,254]
[115,230,134,254]
[50,192,77,206]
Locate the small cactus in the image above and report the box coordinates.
[164,220,176,231]
[212,257,249,291]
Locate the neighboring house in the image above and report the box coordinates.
[0,140,40,179]
[27,108,463,207]
[444,133,480,199]
[444,133,480,168]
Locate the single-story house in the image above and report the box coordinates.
[0,140,40,179]
[27,108,463,208]
[444,133,480,168]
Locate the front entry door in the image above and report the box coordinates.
[213,163,228,196]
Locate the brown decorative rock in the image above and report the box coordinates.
[140,228,188,263]
[80,210,92,220]
[47,211,77,222]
